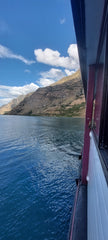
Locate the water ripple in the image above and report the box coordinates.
[0,116,84,240]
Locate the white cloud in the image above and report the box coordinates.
[34,44,79,70]
[0,44,35,65]
[67,44,78,59]
[60,18,66,24]
[39,78,55,87]
[38,68,66,87]
[24,69,31,73]
[65,69,75,76]
[40,68,65,80]
[0,98,12,106]
[0,83,39,106]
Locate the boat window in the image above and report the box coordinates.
[99,30,108,149]
[93,32,106,143]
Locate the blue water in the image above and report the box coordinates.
[0,116,84,240]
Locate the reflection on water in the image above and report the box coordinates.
[0,115,84,240]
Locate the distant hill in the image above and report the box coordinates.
[0,93,33,115]
[6,70,85,117]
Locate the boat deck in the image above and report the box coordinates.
[69,184,87,240]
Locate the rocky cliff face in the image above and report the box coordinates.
[7,70,85,117]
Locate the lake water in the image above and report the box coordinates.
[0,115,84,240]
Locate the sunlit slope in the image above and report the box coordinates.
[51,70,81,86]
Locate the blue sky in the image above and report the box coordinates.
[0,0,79,106]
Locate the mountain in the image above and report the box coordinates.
[6,70,85,117]
[0,93,33,115]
